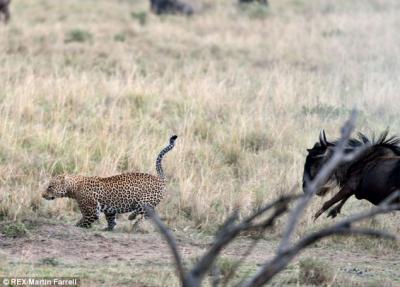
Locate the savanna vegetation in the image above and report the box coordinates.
[0,0,399,286]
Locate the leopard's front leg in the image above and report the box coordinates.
[76,199,99,229]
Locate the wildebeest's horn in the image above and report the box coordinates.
[322,130,328,143]
[319,130,328,146]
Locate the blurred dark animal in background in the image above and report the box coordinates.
[303,130,400,220]
[0,0,11,23]
[239,0,268,5]
[150,0,194,16]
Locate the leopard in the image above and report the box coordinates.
[42,135,178,231]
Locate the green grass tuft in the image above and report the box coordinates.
[1,222,30,238]
[299,257,334,286]
[65,29,93,43]
[131,11,147,26]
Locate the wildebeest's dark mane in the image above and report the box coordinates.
[328,131,400,192]
[330,131,400,155]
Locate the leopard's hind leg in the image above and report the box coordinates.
[128,203,154,221]
[128,210,139,221]
[104,211,117,231]
[128,202,140,220]
[142,204,155,219]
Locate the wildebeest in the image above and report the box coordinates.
[150,0,194,16]
[303,130,400,220]
[0,0,11,23]
[239,0,268,5]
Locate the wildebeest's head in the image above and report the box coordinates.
[303,130,335,195]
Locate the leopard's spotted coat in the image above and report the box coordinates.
[42,135,177,230]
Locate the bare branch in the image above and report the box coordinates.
[213,209,240,240]
[241,199,399,287]
[329,202,400,230]
[188,195,297,286]
[145,206,188,285]
[380,190,400,205]
[241,226,395,287]
[210,263,221,287]
[149,195,297,287]
[222,240,258,287]
[222,195,298,287]
[149,111,399,287]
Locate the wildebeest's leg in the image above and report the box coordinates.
[314,187,354,220]
[104,212,117,231]
[327,193,352,218]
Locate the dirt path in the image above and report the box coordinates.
[0,221,399,286]
[0,221,203,264]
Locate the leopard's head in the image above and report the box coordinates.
[42,175,68,200]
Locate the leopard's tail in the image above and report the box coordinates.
[156,135,178,179]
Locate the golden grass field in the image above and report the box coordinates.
[0,0,400,286]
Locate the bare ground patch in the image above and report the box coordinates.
[0,220,205,265]
[0,220,399,286]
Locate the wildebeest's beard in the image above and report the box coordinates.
[303,131,335,195]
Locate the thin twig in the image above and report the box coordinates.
[241,203,398,287]
[189,195,297,286]
[145,206,188,285]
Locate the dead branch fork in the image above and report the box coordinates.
[146,110,399,287]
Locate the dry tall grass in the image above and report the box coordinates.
[0,0,399,243]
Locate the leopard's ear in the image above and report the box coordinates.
[58,174,67,184]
